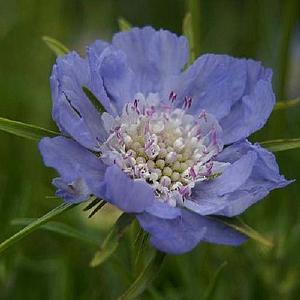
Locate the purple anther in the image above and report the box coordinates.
[169,91,177,102]
[183,96,192,109]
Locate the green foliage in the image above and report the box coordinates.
[42,36,69,56]
[0,203,76,256]
[274,98,300,110]
[118,250,166,300]
[82,86,106,113]
[11,218,99,246]
[118,18,132,32]
[90,213,135,267]
[216,217,273,248]
[203,261,227,300]
[261,138,300,152]
[1,0,300,299]
[182,12,196,65]
[0,117,58,141]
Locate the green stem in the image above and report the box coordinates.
[187,0,201,57]
[0,203,76,256]
[277,0,299,100]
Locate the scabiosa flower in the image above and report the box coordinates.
[39,27,292,254]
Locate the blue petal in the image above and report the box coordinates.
[145,200,182,219]
[51,51,107,151]
[112,26,189,95]
[99,165,156,213]
[220,79,275,145]
[137,210,246,254]
[164,54,248,119]
[39,136,107,203]
[187,140,293,217]
[164,55,274,143]
[87,41,122,116]
[100,49,139,113]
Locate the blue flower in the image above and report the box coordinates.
[39,27,292,254]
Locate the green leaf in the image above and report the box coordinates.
[274,98,300,110]
[82,86,106,113]
[42,36,69,56]
[260,138,300,152]
[11,218,99,246]
[203,261,227,300]
[118,250,166,300]
[214,217,273,248]
[118,17,132,32]
[90,213,135,267]
[182,12,195,65]
[0,117,58,141]
[0,203,76,256]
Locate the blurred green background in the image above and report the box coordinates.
[0,0,300,299]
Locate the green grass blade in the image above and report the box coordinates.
[118,250,166,300]
[90,213,134,267]
[203,261,227,300]
[182,12,195,65]
[274,98,300,110]
[42,36,69,56]
[214,217,273,248]
[260,138,300,152]
[0,203,76,256]
[0,117,58,141]
[118,17,132,32]
[11,218,98,246]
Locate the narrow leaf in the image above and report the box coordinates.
[274,98,300,110]
[260,138,300,152]
[182,12,195,65]
[118,17,132,32]
[215,217,273,248]
[42,36,69,56]
[0,117,58,141]
[90,213,134,267]
[118,250,166,300]
[0,203,76,256]
[82,86,106,113]
[11,218,98,246]
[203,261,227,300]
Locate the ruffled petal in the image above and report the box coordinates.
[220,78,275,145]
[112,26,189,95]
[164,54,248,119]
[99,165,156,213]
[137,210,246,254]
[39,136,107,203]
[187,140,293,217]
[51,51,107,151]
[164,55,274,143]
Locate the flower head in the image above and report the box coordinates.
[39,27,292,254]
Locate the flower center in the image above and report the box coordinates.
[100,93,226,207]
